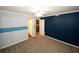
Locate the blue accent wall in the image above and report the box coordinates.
[44,12,79,46]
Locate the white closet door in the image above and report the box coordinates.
[39,19,45,35]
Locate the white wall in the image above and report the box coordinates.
[0,10,28,49]
[0,30,28,49]
[32,17,36,37]
[28,17,36,37]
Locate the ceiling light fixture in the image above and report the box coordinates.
[35,12,43,17]
[30,6,49,17]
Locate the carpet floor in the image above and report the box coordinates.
[0,34,79,53]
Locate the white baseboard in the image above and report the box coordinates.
[45,35,79,48]
[0,39,28,49]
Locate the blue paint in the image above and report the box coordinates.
[44,12,79,46]
[0,26,28,33]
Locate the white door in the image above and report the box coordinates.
[39,19,45,35]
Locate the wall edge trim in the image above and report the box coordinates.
[42,10,79,18]
[0,9,33,17]
[45,35,79,48]
[0,39,28,50]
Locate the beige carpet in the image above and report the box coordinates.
[0,34,79,53]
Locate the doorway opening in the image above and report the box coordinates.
[36,19,39,34]
[28,18,32,39]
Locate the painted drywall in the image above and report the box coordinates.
[28,18,33,36]
[0,10,28,49]
[28,17,36,37]
[44,12,79,46]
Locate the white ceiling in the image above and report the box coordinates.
[0,6,79,17]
